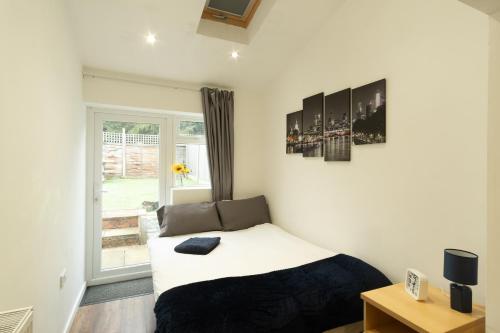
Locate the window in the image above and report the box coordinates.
[89,109,212,282]
[202,0,261,29]
[178,120,205,137]
[174,118,210,187]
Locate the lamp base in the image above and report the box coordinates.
[450,283,472,313]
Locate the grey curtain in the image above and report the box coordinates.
[201,88,234,201]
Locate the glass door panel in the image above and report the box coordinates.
[100,120,160,270]
[93,114,164,279]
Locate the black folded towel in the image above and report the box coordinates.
[174,237,221,255]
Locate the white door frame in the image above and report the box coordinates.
[85,104,201,285]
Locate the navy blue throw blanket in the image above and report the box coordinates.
[174,237,221,255]
[154,254,391,333]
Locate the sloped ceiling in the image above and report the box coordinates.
[459,0,500,20]
[68,0,346,88]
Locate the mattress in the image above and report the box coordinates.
[148,223,333,298]
[148,223,362,333]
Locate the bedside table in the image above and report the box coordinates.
[361,283,485,332]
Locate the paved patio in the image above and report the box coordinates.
[101,214,160,270]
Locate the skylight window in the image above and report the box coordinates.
[207,0,251,17]
[201,0,261,28]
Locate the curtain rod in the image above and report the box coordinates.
[82,72,232,93]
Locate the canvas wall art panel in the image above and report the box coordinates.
[302,92,324,157]
[352,79,386,145]
[286,110,303,154]
[324,88,351,161]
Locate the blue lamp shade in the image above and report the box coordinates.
[443,249,478,286]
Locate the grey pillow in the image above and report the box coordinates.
[156,205,165,227]
[216,195,271,231]
[159,202,222,237]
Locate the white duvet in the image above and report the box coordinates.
[148,223,335,299]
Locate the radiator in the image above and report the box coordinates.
[0,307,33,333]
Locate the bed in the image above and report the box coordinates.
[148,223,390,333]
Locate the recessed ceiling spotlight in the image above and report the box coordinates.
[231,50,239,59]
[145,32,157,45]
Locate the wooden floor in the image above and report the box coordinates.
[69,294,363,333]
[69,294,156,333]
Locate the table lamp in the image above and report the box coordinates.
[443,249,478,313]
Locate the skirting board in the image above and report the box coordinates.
[63,282,87,333]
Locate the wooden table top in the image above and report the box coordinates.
[361,283,485,332]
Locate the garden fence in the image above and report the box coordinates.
[103,132,159,145]
[102,132,159,178]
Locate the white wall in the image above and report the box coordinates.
[83,68,204,114]
[487,17,500,333]
[171,188,211,204]
[0,1,85,332]
[233,89,265,199]
[259,0,489,303]
[82,72,264,199]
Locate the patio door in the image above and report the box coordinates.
[91,112,169,283]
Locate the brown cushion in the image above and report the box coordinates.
[216,195,271,231]
[159,202,222,237]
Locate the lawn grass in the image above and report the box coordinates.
[102,178,158,211]
[102,176,200,211]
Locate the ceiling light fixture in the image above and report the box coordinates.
[231,50,239,59]
[145,32,157,45]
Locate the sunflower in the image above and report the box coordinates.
[171,163,186,175]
